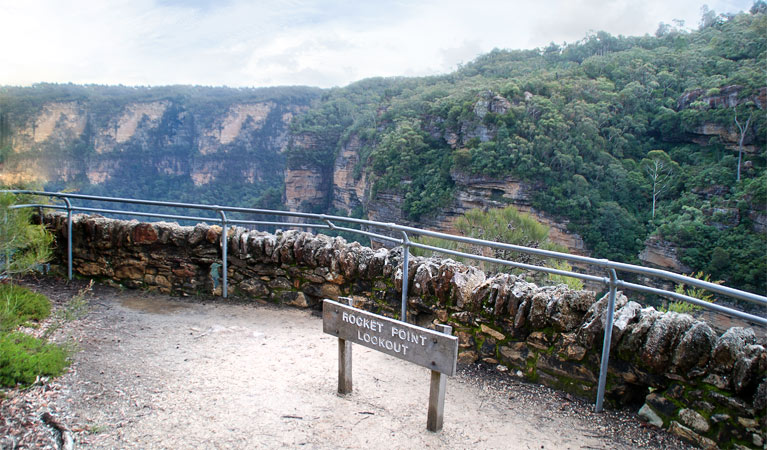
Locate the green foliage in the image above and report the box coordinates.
[0,193,53,280]
[547,260,585,290]
[662,271,721,313]
[0,332,67,387]
[413,206,583,288]
[0,284,51,332]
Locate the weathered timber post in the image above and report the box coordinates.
[337,296,353,395]
[427,324,452,432]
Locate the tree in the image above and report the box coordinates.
[733,108,753,183]
[642,150,675,218]
[412,206,583,289]
[0,193,53,281]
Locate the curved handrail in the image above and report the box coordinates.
[4,189,766,315]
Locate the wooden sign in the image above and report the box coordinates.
[322,299,458,376]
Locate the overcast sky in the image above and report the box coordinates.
[0,0,755,89]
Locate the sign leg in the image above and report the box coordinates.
[427,369,447,431]
[338,338,352,395]
[427,324,452,432]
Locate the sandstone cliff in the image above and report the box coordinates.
[0,86,319,203]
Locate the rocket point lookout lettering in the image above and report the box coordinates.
[323,299,459,376]
[341,311,428,356]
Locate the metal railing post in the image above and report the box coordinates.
[217,209,228,298]
[63,197,73,281]
[400,231,410,323]
[595,268,618,412]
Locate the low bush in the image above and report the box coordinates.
[0,283,51,332]
[0,331,67,387]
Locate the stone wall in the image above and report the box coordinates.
[42,213,766,449]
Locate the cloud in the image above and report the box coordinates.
[0,0,755,88]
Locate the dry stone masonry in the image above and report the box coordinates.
[42,213,766,449]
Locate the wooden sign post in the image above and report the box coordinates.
[322,299,459,432]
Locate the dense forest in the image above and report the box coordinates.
[285,5,767,295]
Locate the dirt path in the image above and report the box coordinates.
[4,278,692,449]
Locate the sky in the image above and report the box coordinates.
[0,0,756,89]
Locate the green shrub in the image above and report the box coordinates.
[1,193,53,281]
[662,271,720,314]
[0,332,68,387]
[0,283,51,331]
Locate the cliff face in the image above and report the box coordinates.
[0,87,318,204]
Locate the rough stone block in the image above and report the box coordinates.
[668,421,717,450]
[499,342,529,367]
[457,350,478,364]
[536,353,596,384]
[132,223,158,245]
[527,331,554,350]
[638,403,664,427]
[480,324,506,341]
[645,392,678,417]
[238,279,269,298]
[679,408,709,433]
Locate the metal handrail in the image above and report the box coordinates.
[3,189,766,413]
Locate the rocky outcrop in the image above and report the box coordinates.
[285,168,327,212]
[94,101,169,153]
[41,212,766,449]
[198,103,274,155]
[638,236,692,273]
[13,102,88,151]
[678,86,767,111]
[677,85,766,153]
[331,135,367,213]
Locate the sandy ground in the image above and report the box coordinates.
[3,279,692,449]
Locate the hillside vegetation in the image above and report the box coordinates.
[286,6,767,295]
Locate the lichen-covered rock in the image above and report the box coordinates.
[640,312,695,373]
[679,408,709,433]
[732,344,766,395]
[452,266,486,309]
[412,259,440,298]
[617,307,660,358]
[638,404,664,427]
[528,288,555,329]
[508,279,538,320]
[754,379,767,411]
[610,300,642,348]
[668,421,717,449]
[544,286,595,332]
[711,327,757,373]
[671,321,716,375]
[577,291,628,349]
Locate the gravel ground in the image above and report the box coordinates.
[1,277,694,449]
